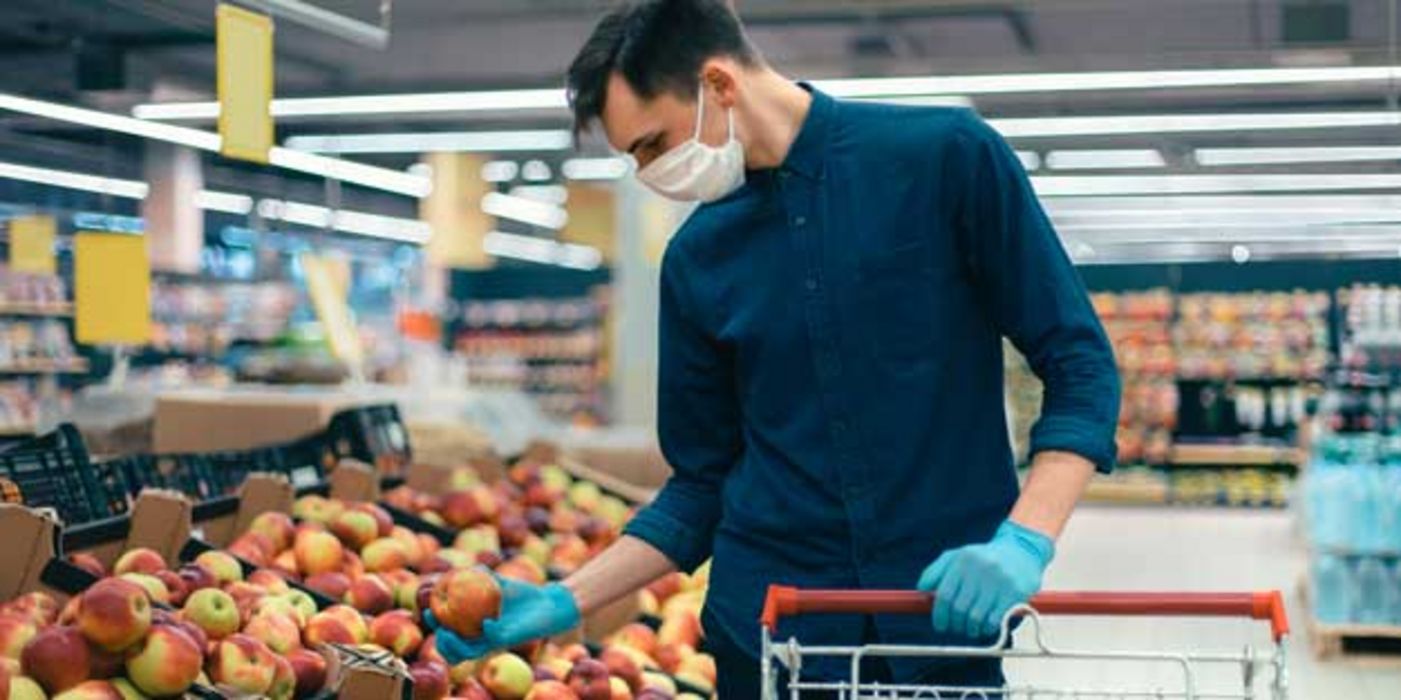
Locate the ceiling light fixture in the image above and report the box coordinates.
[992,111,1401,138]
[484,230,602,270]
[562,157,631,181]
[482,161,521,183]
[1045,149,1166,170]
[481,191,569,229]
[285,129,574,154]
[0,160,149,199]
[1032,173,1401,196]
[1194,145,1401,166]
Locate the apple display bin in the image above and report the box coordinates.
[324,403,413,476]
[759,587,1290,700]
[0,424,115,526]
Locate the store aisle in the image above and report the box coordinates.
[1003,506,1401,699]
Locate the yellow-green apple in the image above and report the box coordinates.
[0,616,39,660]
[564,659,610,700]
[124,623,202,697]
[598,648,643,692]
[10,676,46,700]
[194,551,243,586]
[390,527,426,568]
[282,590,318,623]
[453,526,500,557]
[292,495,343,524]
[21,625,91,693]
[244,612,302,655]
[409,660,449,700]
[115,574,168,606]
[252,596,307,629]
[345,575,395,615]
[249,511,296,553]
[608,677,633,700]
[478,653,532,700]
[420,511,447,527]
[496,557,546,585]
[539,465,570,491]
[350,503,394,538]
[211,634,278,695]
[330,510,379,551]
[538,658,573,683]
[76,578,152,652]
[609,623,657,658]
[286,648,328,698]
[51,680,122,700]
[293,529,344,578]
[361,538,409,574]
[68,553,106,579]
[525,680,579,700]
[675,653,715,688]
[268,654,295,700]
[595,497,631,530]
[640,671,675,696]
[154,570,189,607]
[110,677,147,700]
[656,612,701,650]
[182,588,240,639]
[368,610,422,658]
[177,564,217,594]
[113,549,165,577]
[379,570,419,611]
[448,658,478,689]
[429,569,500,638]
[520,535,550,569]
[247,569,291,595]
[304,572,351,600]
[565,482,601,513]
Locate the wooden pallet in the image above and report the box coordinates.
[1298,578,1401,664]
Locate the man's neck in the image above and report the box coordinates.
[739,70,814,170]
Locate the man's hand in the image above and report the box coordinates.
[916,520,1054,639]
[430,577,581,664]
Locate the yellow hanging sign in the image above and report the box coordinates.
[74,232,151,345]
[302,254,365,376]
[8,215,56,275]
[217,3,274,164]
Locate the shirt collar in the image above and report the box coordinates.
[779,83,833,180]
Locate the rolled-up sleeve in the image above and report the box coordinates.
[622,242,741,571]
[948,112,1121,473]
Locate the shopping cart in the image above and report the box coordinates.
[760,586,1290,700]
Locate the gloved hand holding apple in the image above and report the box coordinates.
[428,568,581,664]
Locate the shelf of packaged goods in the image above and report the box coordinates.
[1082,478,1170,505]
[1168,443,1303,467]
[0,302,74,318]
[0,358,90,375]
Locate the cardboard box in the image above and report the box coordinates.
[153,387,366,454]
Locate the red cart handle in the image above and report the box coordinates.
[760,587,1290,642]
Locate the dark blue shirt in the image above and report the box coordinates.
[622,87,1120,679]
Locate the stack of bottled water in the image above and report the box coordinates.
[1301,434,1401,625]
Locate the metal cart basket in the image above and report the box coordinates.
[760,586,1290,700]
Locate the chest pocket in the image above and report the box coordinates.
[857,238,943,366]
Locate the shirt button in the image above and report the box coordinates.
[794,216,807,227]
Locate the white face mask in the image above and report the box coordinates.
[636,86,746,203]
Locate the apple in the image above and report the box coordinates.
[305,572,352,600]
[429,569,501,638]
[177,564,217,593]
[231,532,276,562]
[478,653,532,700]
[420,511,448,527]
[194,551,243,585]
[110,678,146,700]
[525,680,579,700]
[266,654,295,700]
[285,648,329,698]
[634,691,672,700]
[607,677,633,700]
[249,511,297,552]
[10,676,46,700]
[68,554,106,579]
[77,578,152,652]
[609,623,657,658]
[539,658,573,683]
[293,530,345,578]
[124,623,202,697]
[657,612,701,650]
[510,638,544,665]
[644,574,683,604]
[292,495,344,524]
[559,644,590,664]
[86,645,125,681]
[548,535,590,574]
[112,574,167,606]
[158,617,208,657]
[496,556,546,585]
[410,661,449,700]
[383,486,417,511]
[330,510,379,551]
[361,538,410,574]
[323,605,369,641]
[565,482,601,513]
[369,610,423,658]
[379,570,420,611]
[548,506,579,535]
[248,569,291,595]
[565,659,611,700]
[303,612,355,647]
[448,658,479,689]
[282,590,318,623]
[351,503,395,538]
[342,551,365,581]
[519,534,550,568]
[112,549,165,577]
[222,581,268,621]
[523,483,564,510]
[272,550,301,579]
[154,570,190,607]
[8,594,59,628]
[211,634,278,694]
[640,671,676,695]
[182,588,241,639]
[438,491,486,529]
[455,678,494,700]
[598,648,643,693]
[496,514,531,550]
[21,626,91,694]
[418,632,445,667]
[51,680,122,700]
[251,596,307,630]
[244,612,302,654]
[0,616,39,660]
[345,575,395,615]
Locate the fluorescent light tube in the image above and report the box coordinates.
[484,230,602,270]
[482,192,568,229]
[0,160,148,199]
[1045,149,1165,170]
[1033,173,1401,196]
[1195,146,1401,166]
[1014,151,1040,172]
[285,130,573,154]
[562,158,631,181]
[266,147,432,198]
[521,160,552,182]
[510,185,569,206]
[482,161,520,183]
[991,111,1401,138]
[251,197,432,244]
[135,89,568,121]
[194,190,255,214]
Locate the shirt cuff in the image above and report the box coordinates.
[622,503,713,573]
[1029,415,1117,474]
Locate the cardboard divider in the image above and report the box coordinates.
[0,503,60,601]
[330,460,381,503]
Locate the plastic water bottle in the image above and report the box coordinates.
[1353,557,1393,624]
[1346,467,1382,553]
[1391,559,1401,625]
[1383,469,1401,553]
[1309,468,1351,550]
[1313,554,1352,623]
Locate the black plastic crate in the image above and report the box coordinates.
[96,434,330,508]
[324,404,412,472]
[0,424,115,525]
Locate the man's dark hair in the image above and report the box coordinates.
[566,0,759,136]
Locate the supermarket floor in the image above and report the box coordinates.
[1005,506,1401,699]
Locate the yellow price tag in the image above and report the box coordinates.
[74,232,151,345]
[217,3,274,164]
[8,215,56,275]
[302,254,365,375]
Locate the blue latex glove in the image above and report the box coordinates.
[916,520,1054,640]
[429,576,581,664]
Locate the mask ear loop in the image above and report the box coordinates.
[694,83,708,141]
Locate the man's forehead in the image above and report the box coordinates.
[601,74,650,151]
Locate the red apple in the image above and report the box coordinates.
[345,575,395,615]
[565,658,612,700]
[0,616,39,660]
[525,680,580,700]
[644,574,684,604]
[342,551,365,581]
[50,679,122,700]
[85,645,124,680]
[320,605,368,644]
[158,617,208,656]
[248,568,292,595]
[293,529,345,577]
[116,574,168,606]
[381,570,421,611]
[418,632,445,666]
[177,563,218,593]
[598,647,643,693]
[125,623,203,697]
[249,511,297,552]
[438,491,487,529]
[455,677,494,700]
[113,548,165,577]
[21,626,91,694]
[272,550,301,579]
[181,588,241,640]
[410,660,449,700]
[302,612,356,647]
[222,581,269,621]
[68,554,106,579]
[330,510,379,551]
[195,550,244,585]
[210,634,278,696]
[8,593,59,627]
[286,648,329,698]
[496,556,546,585]
[429,569,501,638]
[609,623,658,658]
[155,570,190,607]
[244,611,302,654]
[233,531,277,559]
[76,578,152,652]
[361,538,410,573]
[351,503,395,538]
[497,514,530,549]
[559,644,590,664]
[305,571,352,600]
[479,653,533,700]
[369,610,423,658]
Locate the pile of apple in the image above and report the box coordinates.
[0,544,329,700]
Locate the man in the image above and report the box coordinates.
[435,0,1120,695]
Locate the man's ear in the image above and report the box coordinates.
[700,57,741,109]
